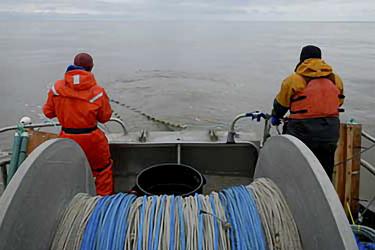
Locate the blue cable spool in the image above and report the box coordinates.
[195,193,204,250]
[81,196,111,250]
[152,195,166,250]
[147,196,157,250]
[98,194,124,250]
[113,194,136,250]
[169,195,175,250]
[177,196,186,250]
[137,196,147,250]
[79,185,271,250]
[220,186,266,250]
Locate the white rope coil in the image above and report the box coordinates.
[51,193,100,250]
[248,178,303,250]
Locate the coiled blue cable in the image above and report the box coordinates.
[244,187,267,249]
[81,195,111,250]
[169,195,175,250]
[137,196,147,250]
[152,195,166,250]
[81,194,137,250]
[235,186,255,249]
[79,186,268,250]
[220,186,266,250]
[220,190,240,249]
[107,194,127,249]
[195,193,204,250]
[97,193,123,249]
[177,196,186,250]
[147,196,157,250]
[113,194,136,250]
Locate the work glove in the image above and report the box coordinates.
[246,111,267,122]
[270,116,281,126]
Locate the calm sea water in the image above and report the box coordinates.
[0,19,374,199]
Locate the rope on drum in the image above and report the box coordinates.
[51,178,303,250]
[110,98,187,130]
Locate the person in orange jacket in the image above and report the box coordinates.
[43,53,114,195]
[271,45,345,180]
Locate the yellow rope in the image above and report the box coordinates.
[346,202,360,231]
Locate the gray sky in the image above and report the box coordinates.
[0,0,374,21]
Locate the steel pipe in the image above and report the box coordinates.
[0,118,127,135]
[362,130,375,144]
[361,159,375,177]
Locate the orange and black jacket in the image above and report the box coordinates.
[272,59,344,143]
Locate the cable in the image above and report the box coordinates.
[195,194,204,250]
[248,178,303,250]
[177,196,186,250]
[209,194,219,250]
[50,193,99,250]
[169,195,176,250]
[335,143,375,166]
[219,185,266,250]
[113,194,136,250]
[80,195,111,250]
[52,178,303,250]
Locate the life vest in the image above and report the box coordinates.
[289,78,341,119]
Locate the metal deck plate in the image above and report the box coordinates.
[255,135,358,250]
[0,139,95,250]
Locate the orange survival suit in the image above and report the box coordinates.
[43,66,114,195]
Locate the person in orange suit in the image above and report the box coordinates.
[43,53,114,195]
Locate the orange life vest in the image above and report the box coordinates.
[289,78,341,119]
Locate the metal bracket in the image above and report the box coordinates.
[208,129,219,141]
[138,129,149,142]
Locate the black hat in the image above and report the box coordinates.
[300,45,321,62]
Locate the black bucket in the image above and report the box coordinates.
[135,163,205,196]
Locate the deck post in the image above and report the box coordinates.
[334,123,362,219]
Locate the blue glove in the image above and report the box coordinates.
[270,116,281,126]
[246,111,267,122]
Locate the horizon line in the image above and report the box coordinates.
[0,11,374,23]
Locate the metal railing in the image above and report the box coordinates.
[0,117,127,190]
[0,117,127,135]
[227,112,270,143]
[361,159,375,176]
[362,131,375,144]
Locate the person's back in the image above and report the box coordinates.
[43,53,114,195]
[271,45,345,179]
